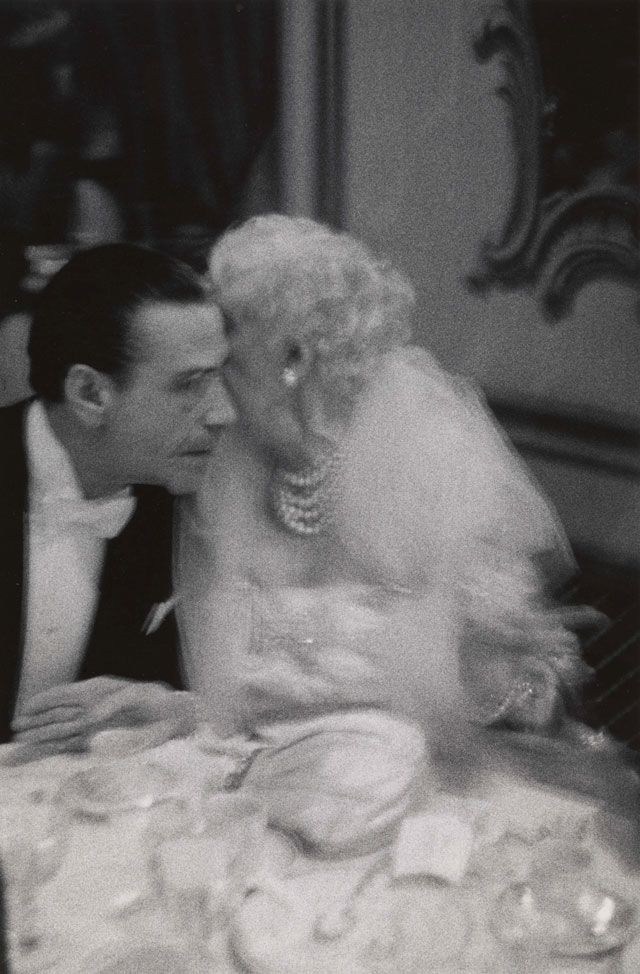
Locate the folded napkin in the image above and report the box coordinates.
[242,709,426,856]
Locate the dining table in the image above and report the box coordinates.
[1,720,639,974]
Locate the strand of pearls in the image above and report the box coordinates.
[270,451,341,536]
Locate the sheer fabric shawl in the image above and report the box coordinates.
[332,346,574,599]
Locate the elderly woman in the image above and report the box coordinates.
[177,214,632,855]
[180,214,589,748]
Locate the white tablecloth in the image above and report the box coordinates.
[1,731,639,974]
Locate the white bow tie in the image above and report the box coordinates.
[32,493,137,540]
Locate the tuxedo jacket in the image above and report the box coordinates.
[0,400,183,743]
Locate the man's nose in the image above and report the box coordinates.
[202,382,237,428]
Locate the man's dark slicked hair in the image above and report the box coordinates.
[28,242,208,401]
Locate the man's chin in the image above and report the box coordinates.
[166,455,211,495]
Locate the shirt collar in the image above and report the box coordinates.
[26,398,132,507]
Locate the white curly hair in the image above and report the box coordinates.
[208,214,415,410]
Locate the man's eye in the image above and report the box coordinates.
[179,371,206,390]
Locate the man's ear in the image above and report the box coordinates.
[64,364,114,427]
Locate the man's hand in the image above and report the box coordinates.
[11,677,197,752]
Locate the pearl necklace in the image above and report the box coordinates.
[270,452,340,536]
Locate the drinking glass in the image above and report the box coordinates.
[154,792,268,959]
[489,850,637,974]
[0,789,69,972]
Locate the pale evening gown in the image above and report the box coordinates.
[178,346,581,740]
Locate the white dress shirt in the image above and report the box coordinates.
[14,401,135,715]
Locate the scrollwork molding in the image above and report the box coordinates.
[468,0,639,321]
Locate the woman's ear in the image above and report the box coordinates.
[64,364,113,427]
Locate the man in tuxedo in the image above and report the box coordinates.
[0,242,236,750]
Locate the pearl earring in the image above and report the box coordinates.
[282,367,298,388]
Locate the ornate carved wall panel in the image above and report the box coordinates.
[469,0,639,320]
